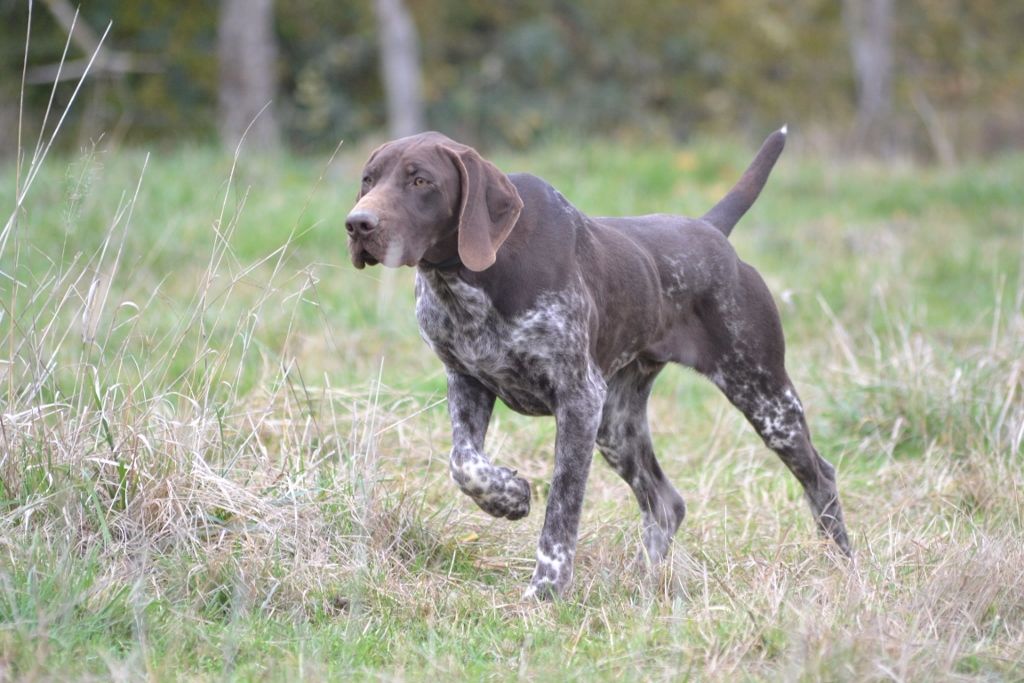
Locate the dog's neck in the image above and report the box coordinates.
[418,253,463,270]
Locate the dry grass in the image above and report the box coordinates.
[2,151,1022,678]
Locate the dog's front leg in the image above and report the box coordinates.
[447,371,531,520]
[525,371,606,600]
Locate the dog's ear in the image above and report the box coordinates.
[444,145,523,272]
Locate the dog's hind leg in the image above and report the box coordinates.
[697,264,852,556]
[712,361,851,556]
[596,361,687,564]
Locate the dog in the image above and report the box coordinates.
[345,128,851,599]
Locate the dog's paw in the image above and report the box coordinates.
[523,544,573,600]
[473,466,531,520]
[497,468,531,520]
[522,580,559,602]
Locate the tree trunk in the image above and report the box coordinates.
[842,0,893,154]
[373,0,425,316]
[218,0,280,151]
[374,0,425,138]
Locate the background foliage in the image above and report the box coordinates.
[1,0,1022,155]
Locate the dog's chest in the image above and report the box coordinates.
[415,271,589,416]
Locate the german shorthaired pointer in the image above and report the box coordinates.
[345,128,851,599]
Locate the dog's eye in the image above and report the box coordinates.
[362,175,372,186]
[413,177,429,188]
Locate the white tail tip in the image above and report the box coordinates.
[779,124,788,135]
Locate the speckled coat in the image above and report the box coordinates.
[346,129,851,599]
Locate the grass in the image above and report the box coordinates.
[1,128,1023,680]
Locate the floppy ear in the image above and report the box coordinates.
[445,146,524,272]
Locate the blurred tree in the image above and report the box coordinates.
[32,0,162,148]
[842,0,893,154]
[1,0,1023,158]
[32,0,158,83]
[218,0,280,150]
[374,0,424,138]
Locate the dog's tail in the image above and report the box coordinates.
[701,126,787,237]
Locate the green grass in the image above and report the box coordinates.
[1,133,1023,681]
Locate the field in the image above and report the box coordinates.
[1,133,1022,680]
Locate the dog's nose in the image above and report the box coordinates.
[345,210,380,237]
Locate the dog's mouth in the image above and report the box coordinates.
[349,234,412,269]
[349,240,380,269]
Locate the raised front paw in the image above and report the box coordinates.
[473,466,531,520]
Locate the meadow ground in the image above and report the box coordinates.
[1,133,1022,681]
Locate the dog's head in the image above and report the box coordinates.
[345,132,523,272]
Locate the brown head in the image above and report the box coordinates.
[345,132,524,272]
